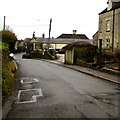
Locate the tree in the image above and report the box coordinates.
[1,30,17,53]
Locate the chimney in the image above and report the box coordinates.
[107,0,119,11]
[107,0,112,10]
[33,31,35,38]
[73,30,77,35]
[42,33,45,38]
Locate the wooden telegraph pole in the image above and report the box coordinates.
[3,16,6,31]
[48,18,52,49]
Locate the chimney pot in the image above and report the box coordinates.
[73,30,77,34]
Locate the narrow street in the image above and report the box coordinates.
[6,53,119,118]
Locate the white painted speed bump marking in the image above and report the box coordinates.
[17,89,43,104]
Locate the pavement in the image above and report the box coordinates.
[41,54,120,85]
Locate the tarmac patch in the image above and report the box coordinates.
[17,89,43,104]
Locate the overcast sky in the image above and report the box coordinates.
[0,0,108,39]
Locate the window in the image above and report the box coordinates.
[106,38,110,48]
[106,20,110,31]
[99,20,102,33]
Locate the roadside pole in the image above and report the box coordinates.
[48,18,52,49]
[3,16,6,31]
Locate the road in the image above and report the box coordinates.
[6,53,119,118]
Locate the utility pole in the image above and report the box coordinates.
[49,18,52,39]
[48,18,52,49]
[3,16,6,31]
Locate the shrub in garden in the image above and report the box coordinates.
[30,49,42,58]
[115,49,120,68]
[43,50,56,60]
[95,50,116,64]
[75,44,98,63]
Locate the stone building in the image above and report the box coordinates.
[93,31,98,46]
[97,0,120,51]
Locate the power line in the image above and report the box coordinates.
[8,24,49,27]
[6,16,49,22]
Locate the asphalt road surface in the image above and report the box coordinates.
[6,53,120,118]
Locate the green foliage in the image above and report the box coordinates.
[0,41,9,50]
[115,49,120,67]
[101,67,120,76]
[15,46,26,53]
[95,49,120,65]
[2,50,16,100]
[2,70,15,98]
[1,30,17,53]
[76,59,93,68]
[30,49,43,58]
[75,45,98,63]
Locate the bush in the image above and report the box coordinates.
[0,42,9,51]
[95,50,116,64]
[43,50,56,60]
[2,50,16,100]
[30,49,42,58]
[1,30,17,53]
[75,44,98,63]
[115,49,120,68]
[76,59,93,68]
[15,46,26,53]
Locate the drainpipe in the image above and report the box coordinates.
[112,10,115,52]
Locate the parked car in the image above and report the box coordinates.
[48,48,58,54]
[22,53,32,59]
[58,49,65,54]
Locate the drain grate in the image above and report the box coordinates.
[17,89,43,104]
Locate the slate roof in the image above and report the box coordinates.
[99,1,120,14]
[24,38,32,42]
[62,41,92,50]
[35,38,92,44]
[109,0,120,2]
[57,34,89,39]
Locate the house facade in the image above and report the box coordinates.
[15,39,25,50]
[97,0,120,50]
[93,31,98,46]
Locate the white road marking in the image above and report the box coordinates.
[21,78,39,84]
[17,89,43,104]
